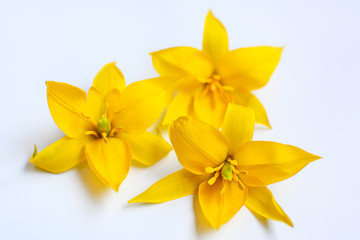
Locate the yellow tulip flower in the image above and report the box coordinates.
[30,63,175,191]
[129,104,320,229]
[152,11,283,128]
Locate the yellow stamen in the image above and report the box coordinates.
[208,171,220,185]
[101,132,108,143]
[208,177,217,185]
[212,74,221,81]
[221,85,234,92]
[231,165,239,174]
[204,162,224,174]
[227,159,238,166]
[205,167,215,173]
[233,174,239,181]
[109,126,123,137]
[85,131,99,138]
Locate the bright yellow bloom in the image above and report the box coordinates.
[152,11,283,128]
[129,103,320,229]
[30,63,175,191]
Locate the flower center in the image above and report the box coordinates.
[200,73,234,103]
[84,102,122,143]
[205,157,248,190]
[97,114,111,136]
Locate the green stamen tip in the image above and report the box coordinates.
[221,161,233,181]
[97,115,111,135]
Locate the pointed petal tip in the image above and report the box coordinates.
[256,120,272,129]
[266,122,272,129]
[128,194,145,204]
[149,51,159,57]
[110,184,120,192]
[104,61,117,66]
[312,154,322,161]
[305,152,322,162]
[212,225,220,230]
[285,217,294,228]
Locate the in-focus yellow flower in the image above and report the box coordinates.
[152,11,283,128]
[30,63,175,191]
[129,104,320,229]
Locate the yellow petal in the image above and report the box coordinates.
[117,131,172,166]
[105,88,122,120]
[234,141,321,185]
[85,138,132,191]
[30,136,92,173]
[202,10,228,67]
[112,77,176,133]
[240,174,265,187]
[91,62,125,97]
[169,116,229,175]
[129,169,209,203]
[219,47,283,91]
[231,90,270,128]
[245,186,293,227]
[198,178,247,229]
[86,87,104,122]
[162,91,194,126]
[221,103,255,156]
[193,89,228,128]
[47,81,94,138]
[151,47,214,78]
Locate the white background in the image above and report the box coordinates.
[1,0,359,239]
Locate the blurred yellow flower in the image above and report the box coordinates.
[30,63,175,191]
[152,11,283,128]
[129,104,320,229]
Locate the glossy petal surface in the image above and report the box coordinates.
[221,103,255,155]
[193,89,228,128]
[169,116,229,175]
[151,47,213,78]
[30,136,93,173]
[117,131,172,166]
[198,179,247,229]
[219,47,283,91]
[85,138,132,191]
[162,91,194,126]
[235,141,321,185]
[246,186,293,226]
[47,81,94,138]
[91,62,125,97]
[86,87,104,122]
[129,169,209,203]
[112,77,176,133]
[203,10,228,67]
[231,90,270,128]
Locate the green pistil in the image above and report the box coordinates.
[97,115,111,135]
[221,161,233,181]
